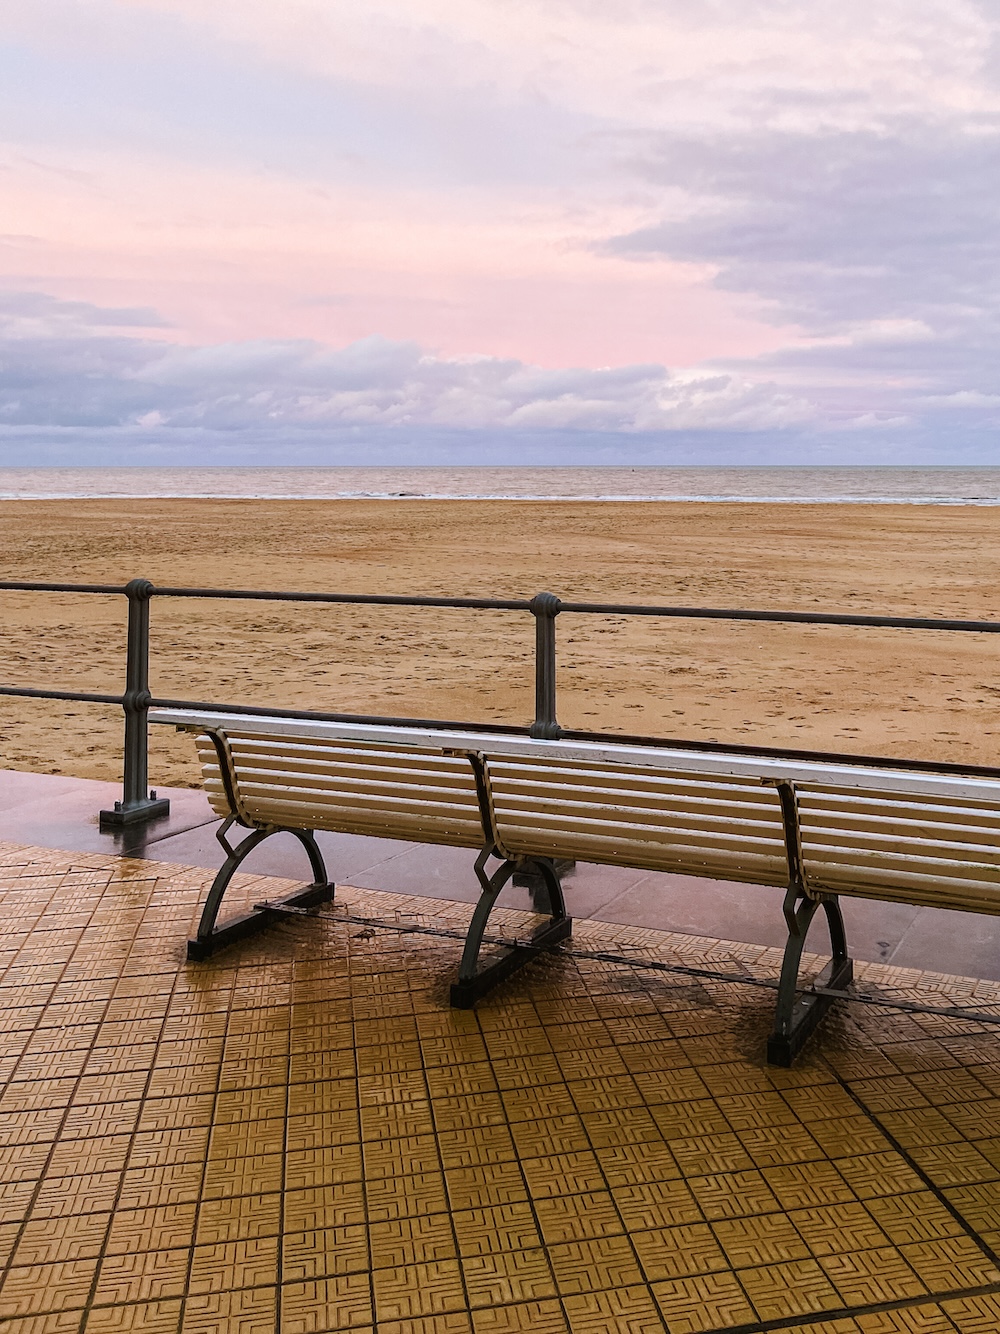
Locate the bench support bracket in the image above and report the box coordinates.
[187,819,333,961]
[767,887,853,1067]
[450,846,572,1008]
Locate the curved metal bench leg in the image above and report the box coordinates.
[450,847,573,1008]
[187,821,334,961]
[767,888,854,1067]
[529,856,568,921]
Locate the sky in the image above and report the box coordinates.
[2,0,1000,465]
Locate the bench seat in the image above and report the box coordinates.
[152,708,1000,1064]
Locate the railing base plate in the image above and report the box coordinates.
[99,796,171,829]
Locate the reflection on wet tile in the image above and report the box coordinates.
[0,838,997,1331]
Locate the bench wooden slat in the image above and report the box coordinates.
[799,806,1000,842]
[490,797,785,844]
[496,823,787,881]
[227,754,479,788]
[808,860,1000,908]
[238,797,486,846]
[803,824,1000,865]
[232,765,483,805]
[490,768,778,805]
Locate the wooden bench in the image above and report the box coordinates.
[151,708,1000,1065]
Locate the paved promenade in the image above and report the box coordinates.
[0,838,1000,1331]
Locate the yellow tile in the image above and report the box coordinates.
[84,1297,184,1332]
[593,1142,678,1189]
[712,1212,811,1268]
[489,1055,562,1091]
[900,1235,1000,1290]
[941,1293,1000,1332]
[287,1145,362,1193]
[547,1234,645,1295]
[562,1284,665,1333]
[283,1224,369,1282]
[651,1270,756,1333]
[762,1161,857,1210]
[372,1258,467,1322]
[180,1285,278,1334]
[369,1215,457,1271]
[650,1099,731,1141]
[471,1299,569,1333]
[631,1222,729,1282]
[865,1191,964,1246]
[534,1191,624,1246]
[379,1316,472,1334]
[509,1116,591,1160]
[92,1248,191,1306]
[904,1142,1000,1189]
[12,1212,111,1266]
[835,1152,927,1200]
[0,1259,97,1317]
[116,1161,204,1211]
[31,1172,120,1219]
[187,1236,280,1293]
[788,1202,891,1257]
[520,1152,605,1201]
[878,1108,965,1149]
[451,1202,542,1258]
[687,1169,780,1221]
[613,1178,703,1230]
[196,1192,283,1244]
[808,1116,895,1159]
[366,1173,449,1224]
[819,1246,927,1305]
[436,1127,516,1173]
[764,1319,859,1334]
[669,1133,755,1177]
[202,1151,283,1198]
[579,1106,660,1148]
[105,1203,197,1255]
[462,1247,557,1307]
[738,1257,842,1321]
[445,1162,527,1213]
[856,1305,955,1332]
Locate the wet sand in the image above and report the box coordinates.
[0,498,998,787]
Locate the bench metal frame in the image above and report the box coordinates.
[148,709,1000,1064]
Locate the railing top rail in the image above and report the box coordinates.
[0,580,127,595]
[559,601,1000,633]
[151,586,533,611]
[1,577,999,632]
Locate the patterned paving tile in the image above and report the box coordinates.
[2,841,1000,1333]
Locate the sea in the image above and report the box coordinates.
[2,466,1000,503]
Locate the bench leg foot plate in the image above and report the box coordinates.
[767,953,854,1068]
[450,915,572,1008]
[187,879,334,960]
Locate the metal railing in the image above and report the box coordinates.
[3,576,1000,829]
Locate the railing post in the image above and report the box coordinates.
[529,592,562,739]
[99,579,170,829]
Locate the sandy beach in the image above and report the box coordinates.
[1,497,998,787]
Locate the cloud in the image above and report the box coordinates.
[0,291,812,438]
[4,1,1000,460]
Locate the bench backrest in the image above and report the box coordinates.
[194,728,487,849]
[156,711,1000,914]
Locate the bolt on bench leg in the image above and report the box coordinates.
[187,822,333,960]
[767,888,853,1067]
[450,847,572,1008]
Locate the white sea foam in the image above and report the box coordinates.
[2,466,1000,503]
